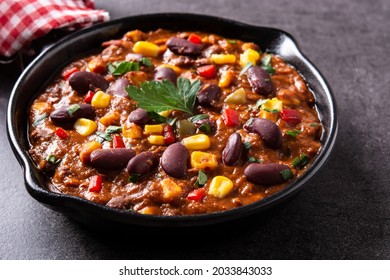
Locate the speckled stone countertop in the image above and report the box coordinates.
[0,0,389,259]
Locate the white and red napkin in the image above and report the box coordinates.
[0,0,109,58]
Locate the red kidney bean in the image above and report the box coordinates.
[196,83,221,107]
[154,67,177,84]
[166,37,202,56]
[107,78,130,97]
[89,148,136,170]
[50,104,95,127]
[127,108,151,125]
[127,152,159,177]
[244,163,291,185]
[247,66,273,95]
[69,71,109,94]
[244,118,282,149]
[161,143,189,178]
[222,133,243,166]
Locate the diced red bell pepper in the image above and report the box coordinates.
[62,67,79,80]
[88,175,103,192]
[163,125,176,145]
[84,90,95,103]
[222,108,240,127]
[187,188,205,201]
[188,33,202,44]
[280,109,301,126]
[197,65,217,79]
[113,135,125,148]
[55,127,68,139]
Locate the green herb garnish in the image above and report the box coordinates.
[129,174,140,183]
[188,114,209,123]
[227,40,237,44]
[46,154,61,165]
[140,57,153,67]
[244,142,252,150]
[108,61,140,76]
[198,123,211,134]
[292,154,310,168]
[249,98,269,111]
[195,170,208,187]
[260,54,275,75]
[95,132,113,143]
[280,168,293,180]
[68,104,80,117]
[248,156,262,163]
[239,62,253,76]
[263,108,280,114]
[32,113,48,127]
[126,78,201,115]
[310,123,318,127]
[147,111,167,123]
[105,125,122,134]
[285,130,302,138]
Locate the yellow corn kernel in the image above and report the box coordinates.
[91,91,111,109]
[259,110,278,122]
[157,64,181,74]
[73,118,97,136]
[99,111,120,126]
[261,97,283,113]
[190,151,218,170]
[159,110,173,118]
[240,49,260,67]
[79,141,101,164]
[210,54,236,64]
[144,124,163,135]
[182,134,210,150]
[218,70,234,88]
[133,41,160,57]
[224,88,247,104]
[161,178,183,201]
[147,135,165,145]
[208,176,234,198]
[122,122,143,139]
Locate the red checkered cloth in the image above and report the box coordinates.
[0,0,109,57]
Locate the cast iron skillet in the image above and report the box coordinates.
[7,13,338,227]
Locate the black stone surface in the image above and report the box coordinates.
[0,0,389,259]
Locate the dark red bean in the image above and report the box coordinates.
[196,83,221,107]
[166,37,202,56]
[89,148,136,170]
[107,78,130,97]
[154,67,177,84]
[161,143,189,178]
[50,104,95,127]
[69,71,109,94]
[126,152,159,177]
[244,118,282,149]
[247,66,273,95]
[127,108,151,125]
[222,133,243,166]
[244,163,291,185]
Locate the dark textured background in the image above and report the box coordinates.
[1,0,389,259]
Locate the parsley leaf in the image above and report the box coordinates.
[285,130,302,138]
[195,170,208,187]
[46,154,61,165]
[260,54,275,75]
[105,125,122,134]
[188,114,209,123]
[126,78,201,115]
[140,57,153,67]
[108,61,140,76]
